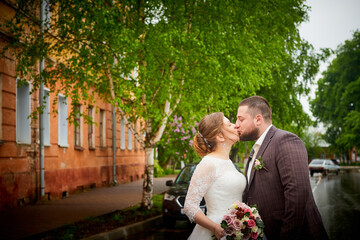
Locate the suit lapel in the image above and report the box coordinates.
[248,126,277,188]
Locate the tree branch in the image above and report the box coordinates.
[106,66,145,148]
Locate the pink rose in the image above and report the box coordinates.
[225,226,236,236]
[251,231,258,239]
[229,208,238,216]
[244,208,252,217]
[247,219,256,228]
[254,160,260,167]
[223,214,233,225]
[238,202,248,209]
[233,218,243,230]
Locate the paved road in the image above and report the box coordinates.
[311,168,360,240]
[0,175,177,240]
[132,168,360,240]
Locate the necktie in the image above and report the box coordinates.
[245,148,255,183]
[247,144,260,182]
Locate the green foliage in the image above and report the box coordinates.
[301,130,326,161]
[3,0,319,138]
[221,220,228,229]
[311,30,360,152]
[157,114,200,167]
[2,1,328,190]
[153,160,165,177]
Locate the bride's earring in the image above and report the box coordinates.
[222,142,225,148]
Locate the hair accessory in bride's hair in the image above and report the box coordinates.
[198,132,212,149]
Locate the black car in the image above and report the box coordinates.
[331,158,340,165]
[162,163,206,227]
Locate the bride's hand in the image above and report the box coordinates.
[214,224,225,239]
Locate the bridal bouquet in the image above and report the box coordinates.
[220,201,265,240]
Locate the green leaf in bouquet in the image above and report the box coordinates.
[250,204,258,209]
[244,212,250,217]
[221,220,228,229]
[256,218,265,228]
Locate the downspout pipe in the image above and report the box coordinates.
[112,106,117,185]
[39,0,45,197]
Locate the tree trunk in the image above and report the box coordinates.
[141,147,154,210]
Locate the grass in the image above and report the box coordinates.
[341,161,360,166]
[31,194,164,240]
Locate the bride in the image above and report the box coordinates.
[184,112,246,240]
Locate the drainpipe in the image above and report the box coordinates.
[112,106,117,185]
[39,0,45,197]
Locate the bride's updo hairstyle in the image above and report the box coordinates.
[193,112,224,157]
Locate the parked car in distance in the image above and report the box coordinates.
[331,158,340,165]
[162,163,206,227]
[308,159,340,177]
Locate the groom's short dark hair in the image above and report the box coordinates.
[238,96,272,122]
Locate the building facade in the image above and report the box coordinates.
[0,0,145,210]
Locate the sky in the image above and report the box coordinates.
[298,0,360,131]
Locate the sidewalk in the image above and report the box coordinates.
[0,175,177,240]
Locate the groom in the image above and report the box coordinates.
[235,96,329,240]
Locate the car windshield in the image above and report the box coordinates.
[175,165,197,184]
[311,160,324,164]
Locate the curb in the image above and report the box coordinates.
[340,166,360,169]
[82,215,163,240]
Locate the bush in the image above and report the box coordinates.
[341,161,360,166]
[154,160,165,177]
[164,168,181,175]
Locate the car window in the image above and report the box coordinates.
[311,160,324,164]
[175,165,197,184]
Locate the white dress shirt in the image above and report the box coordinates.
[247,124,273,181]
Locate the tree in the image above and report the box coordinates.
[157,115,199,168]
[3,0,320,209]
[311,30,360,155]
[301,130,325,162]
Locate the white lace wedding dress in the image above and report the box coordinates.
[184,155,246,240]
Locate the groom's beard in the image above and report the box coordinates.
[239,127,259,142]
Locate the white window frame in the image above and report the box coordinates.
[128,126,132,150]
[88,106,95,149]
[134,120,138,151]
[16,79,31,144]
[100,109,106,148]
[43,88,50,146]
[74,104,83,148]
[44,0,51,29]
[120,118,125,150]
[58,94,68,147]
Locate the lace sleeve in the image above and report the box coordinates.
[184,158,216,222]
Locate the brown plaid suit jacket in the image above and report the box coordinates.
[243,126,329,240]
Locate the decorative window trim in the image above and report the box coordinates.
[16,79,31,144]
[58,94,68,147]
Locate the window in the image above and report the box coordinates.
[134,121,138,151]
[74,104,83,147]
[120,118,125,150]
[43,0,51,29]
[128,126,132,150]
[88,106,95,149]
[42,89,50,145]
[58,95,68,147]
[16,80,31,144]
[100,109,106,148]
